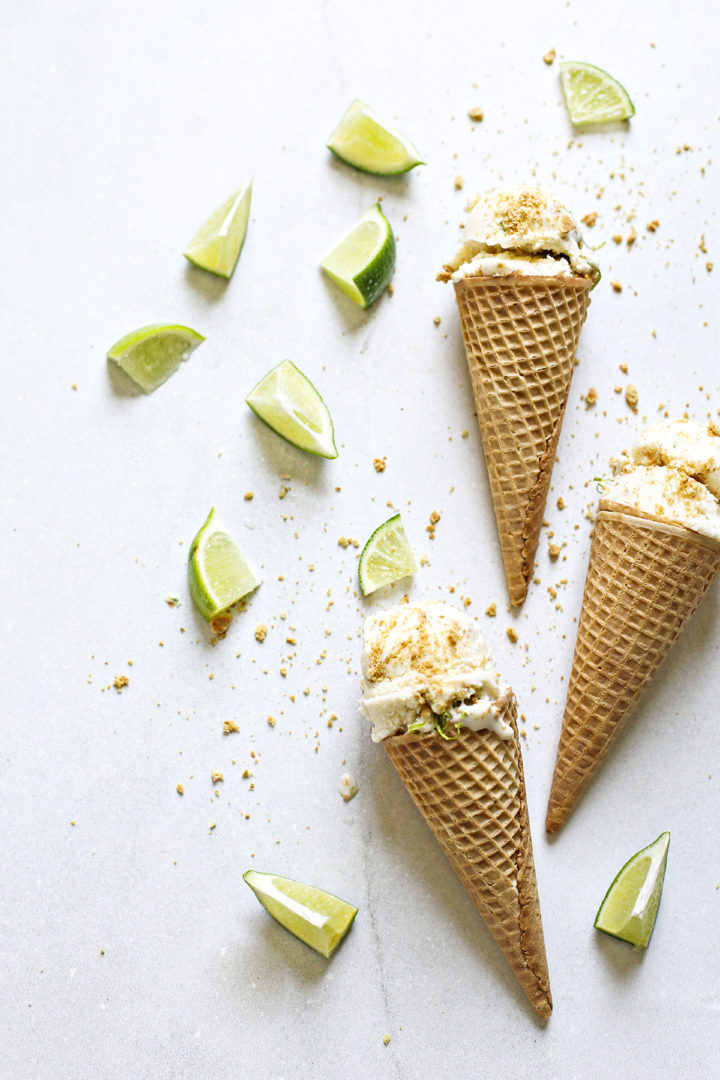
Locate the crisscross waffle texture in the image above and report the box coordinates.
[384,694,552,1018]
[453,275,591,605]
[546,503,720,832]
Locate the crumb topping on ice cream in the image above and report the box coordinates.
[602,419,720,541]
[445,185,599,282]
[360,600,512,743]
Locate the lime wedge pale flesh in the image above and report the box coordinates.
[188,507,260,621]
[358,513,416,595]
[183,180,253,278]
[559,61,635,124]
[594,832,670,948]
[327,99,423,176]
[320,203,395,309]
[245,359,338,458]
[107,323,204,392]
[243,870,358,958]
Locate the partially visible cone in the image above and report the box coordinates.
[384,692,552,1019]
[546,502,720,832]
[452,274,591,605]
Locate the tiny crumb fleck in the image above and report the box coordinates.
[556,497,565,510]
[166,595,180,607]
[647,219,659,232]
[611,234,623,244]
[373,457,387,473]
[610,280,622,292]
[383,1035,391,1047]
[71,382,78,391]
[581,212,598,227]
[548,543,561,560]
[454,175,464,190]
[467,107,484,121]
[426,510,441,539]
[626,228,637,247]
[176,783,184,795]
[625,384,639,410]
[507,627,518,643]
[267,716,276,727]
[619,363,629,374]
[543,47,556,65]
[223,720,239,735]
[113,674,129,692]
[585,387,598,408]
[255,624,267,643]
[386,282,394,296]
[209,822,216,831]
[485,602,497,617]
[278,485,290,499]
[243,491,254,501]
[338,536,359,549]
[707,262,714,272]
[433,315,442,325]
[461,429,469,438]
[211,771,224,784]
[339,773,358,802]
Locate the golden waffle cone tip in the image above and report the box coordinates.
[546,502,720,833]
[453,274,591,605]
[384,693,552,1018]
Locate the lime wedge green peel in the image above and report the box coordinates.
[559,61,635,124]
[594,832,670,948]
[358,513,417,595]
[187,507,260,622]
[243,870,358,958]
[245,359,338,459]
[327,99,424,175]
[321,204,396,309]
[107,324,204,393]
[183,181,253,278]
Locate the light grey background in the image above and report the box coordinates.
[2,1,719,1077]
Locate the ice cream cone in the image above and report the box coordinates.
[452,274,591,605]
[546,502,720,833]
[384,692,552,1019]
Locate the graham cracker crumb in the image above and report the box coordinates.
[223,720,240,735]
[585,387,598,408]
[209,613,232,636]
[373,457,386,473]
[243,491,254,501]
[581,212,598,227]
[611,280,622,292]
[426,510,441,539]
[176,783,184,795]
[543,48,556,65]
[548,543,561,560]
[626,228,637,247]
[386,282,394,295]
[625,384,639,410]
[707,262,714,272]
[338,536,359,549]
[433,315,442,325]
[468,107,484,121]
[619,363,629,373]
[211,771,224,784]
[507,627,518,643]
[454,176,464,190]
[255,624,267,642]
[485,602,497,617]
[556,497,565,510]
[267,716,276,727]
[647,220,659,232]
[612,234,623,244]
[113,674,129,692]
[278,485,290,499]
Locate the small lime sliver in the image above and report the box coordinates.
[594,832,670,948]
[327,99,424,176]
[245,359,338,459]
[243,870,358,958]
[188,507,260,622]
[183,180,253,279]
[320,204,395,309]
[107,323,204,393]
[559,61,635,125]
[358,513,416,595]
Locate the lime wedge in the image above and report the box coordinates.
[107,323,204,393]
[183,181,253,278]
[320,204,395,309]
[327,99,424,176]
[187,507,260,621]
[594,832,670,948]
[243,870,358,958]
[559,61,635,124]
[245,359,338,459]
[358,513,416,595]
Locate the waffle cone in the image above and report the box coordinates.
[453,275,591,605]
[384,693,552,1018]
[546,503,720,832]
